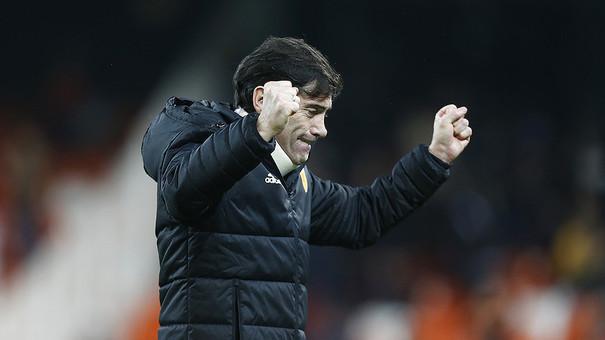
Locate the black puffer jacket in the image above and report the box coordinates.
[141,97,450,340]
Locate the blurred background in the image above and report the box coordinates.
[1,0,603,339]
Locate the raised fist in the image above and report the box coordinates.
[255,81,300,141]
[428,104,473,164]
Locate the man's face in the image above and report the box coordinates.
[275,93,332,165]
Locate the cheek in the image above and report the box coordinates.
[289,117,311,134]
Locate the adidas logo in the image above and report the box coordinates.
[264,173,281,184]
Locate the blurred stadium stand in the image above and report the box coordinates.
[0,0,603,339]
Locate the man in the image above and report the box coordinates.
[142,37,472,340]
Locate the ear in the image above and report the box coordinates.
[252,86,264,113]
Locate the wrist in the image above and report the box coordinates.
[428,143,452,165]
[256,118,276,142]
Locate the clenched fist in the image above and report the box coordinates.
[428,104,473,164]
[255,81,301,141]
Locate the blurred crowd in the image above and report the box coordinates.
[0,0,203,286]
[0,60,135,285]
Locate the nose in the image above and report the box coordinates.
[309,114,328,139]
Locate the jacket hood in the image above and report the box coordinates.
[141,97,239,181]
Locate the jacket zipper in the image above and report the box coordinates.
[207,122,226,133]
[233,280,241,340]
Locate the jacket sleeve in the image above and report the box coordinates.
[308,144,450,249]
[160,112,275,221]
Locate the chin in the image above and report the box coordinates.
[293,154,309,165]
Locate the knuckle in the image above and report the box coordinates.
[275,80,291,87]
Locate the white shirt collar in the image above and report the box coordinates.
[272,142,298,176]
[234,107,298,176]
[234,107,247,117]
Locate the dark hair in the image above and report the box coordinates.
[233,37,343,112]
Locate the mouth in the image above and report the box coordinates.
[298,137,315,145]
[296,138,313,153]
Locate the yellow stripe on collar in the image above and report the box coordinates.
[300,169,308,193]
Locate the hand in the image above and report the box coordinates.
[256,81,300,141]
[428,104,473,164]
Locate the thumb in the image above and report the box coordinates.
[437,104,457,118]
[459,137,471,149]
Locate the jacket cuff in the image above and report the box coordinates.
[423,144,451,170]
[402,145,450,196]
[241,112,276,157]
